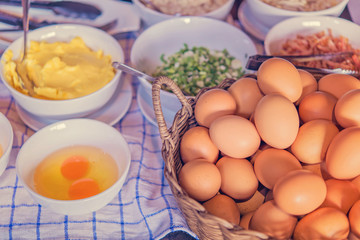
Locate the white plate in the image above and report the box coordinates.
[16,74,133,131]
[237,0,269,41]
[137,84,177,127]
[0,0,140,49]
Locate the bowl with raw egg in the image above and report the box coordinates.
[15,118,131,215]
[0,24,124,121]
[131,16,258,126]
[246,0,349,29]
[132,0,235,27]
[0,112,13,177]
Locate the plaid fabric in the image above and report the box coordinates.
[0,33,197,240]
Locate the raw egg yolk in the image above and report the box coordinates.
[61,155,89,180]
[68,178,100,200]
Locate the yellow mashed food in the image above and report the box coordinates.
[2,37,115,100]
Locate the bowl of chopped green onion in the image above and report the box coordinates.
[131,16,258,124]
[152,43,246,96]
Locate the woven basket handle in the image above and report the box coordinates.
[152,76,192,143]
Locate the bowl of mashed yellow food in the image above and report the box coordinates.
[0,24,124,120]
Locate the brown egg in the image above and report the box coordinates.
[239,211,254,230]
[257,57,302,102]
[295,69,318,105]
[321,179,360,214]
[298,91,337,123]
[254,94,299,149]
[236,190,265,215]
[194,89,236,128]
[248,111,255,124]
[250,143,271,164]
[335,89,360,128]
[299,161,334,180]
[228,77,264,118]
[349,232,360,240]
[265,190,274,202]
[254,148,302,189]
[320,161,334,180]
[203,194,240,225]
[352,175,360,193]
[349,200,360,238]
[216,156,258,200]
[273,169,327,215]
[318,73,360,99]
[326,127,360,179]
[293,207,350,240]
[209,115,260,158]
[249,200,298,240]
[180,126,219,164]
[290,119,339,164]
[178,160,221,202]
[301,163,321,176]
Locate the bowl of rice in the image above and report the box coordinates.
[132,0,235,27]
[246,0,349,29]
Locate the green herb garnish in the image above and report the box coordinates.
[152,43,245,96]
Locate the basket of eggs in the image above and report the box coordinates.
[151,57,360,240]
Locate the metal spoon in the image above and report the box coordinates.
[20,0,29,62]
[112,62,155,83]
[0,10,117,32]
[246,53,360,77]
[16,0,35,96]
[112,62,191,96]
[0,0,102,20]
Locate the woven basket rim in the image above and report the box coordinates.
[152,76,270,240]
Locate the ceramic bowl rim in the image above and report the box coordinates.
[248,0,349,16]
[15,118,131,207]
[0,112,14,175]
[0,24,123,106]
[132,0,235,17]
[264,15,360,54]
[131,16,258,98]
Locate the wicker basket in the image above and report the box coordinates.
[152,76,269,240]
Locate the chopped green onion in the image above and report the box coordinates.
[152,43,245,96]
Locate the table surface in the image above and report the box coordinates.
[0,1,357,240]
[0,15,197,240]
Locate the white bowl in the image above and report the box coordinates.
[264,16,360,55]
[0,24,124,120]
[132,0,235,27]
[131,16,258,115]
[16,118,131,215]
[0,113,13,176]
[246,0,349,29]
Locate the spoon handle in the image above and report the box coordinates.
[21,0,30,60]
[112,62,155,82]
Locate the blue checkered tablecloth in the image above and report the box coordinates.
[0,32,198,240]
